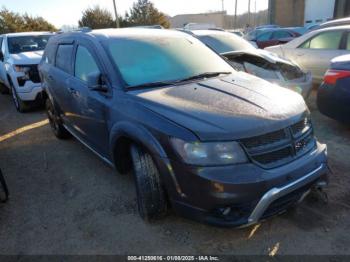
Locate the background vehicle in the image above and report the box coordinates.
[191,30,313,98]
[244,28,300,49]
[0,32,53,112]
[255,24,280,30]
[40,28,328,227]
[266,26,350,84]
[318,17,350,29]
[317,54,350,123]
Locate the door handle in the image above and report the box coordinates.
[296,53,305,57]
[48,75,54,81]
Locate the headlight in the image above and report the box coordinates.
[14,65,31,73]
[14,65,31,81]
[171,138,248,166]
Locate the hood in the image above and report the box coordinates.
[130,73,307,141]
[9,51,44,65]
[222,49,295,66]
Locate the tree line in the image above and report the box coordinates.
[0,0,169,33]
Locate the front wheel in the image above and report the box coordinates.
[46,99,71,139]
[11,85,28,113]
[130,145,167,221]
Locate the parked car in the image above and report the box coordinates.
[266,26,350,84]
[318,17,350,29]
[191,30,313,98]
[0,32,53,112]
[228,30,244,37]
[255,24,280,30]
[317,54,350,123]
[244,28,300,49]
[39,28,328,227]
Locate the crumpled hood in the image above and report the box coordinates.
[130,73,307,141]
[9,51,43,65]
[222,49,296,66]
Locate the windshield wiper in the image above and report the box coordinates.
[174,71,231,83]
[127,81,176,90]
[127,72,231,90]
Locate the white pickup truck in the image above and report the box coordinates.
[0,32,53,112]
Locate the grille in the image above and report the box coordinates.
[240,117,316,169]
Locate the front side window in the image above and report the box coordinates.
[346,33,350,50]
[55,44,74,73]
[198,33,255,53]
[74,46,100,82]
[299,31,343,49]
[8,35,52,54]
[106,35,233,87]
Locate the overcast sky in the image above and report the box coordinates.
[1,0,268,28]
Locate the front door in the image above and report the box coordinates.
[66,44,110,156]
[289,30,348,83]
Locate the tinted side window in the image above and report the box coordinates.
[257,32,272,41]
[346,33,350,50]
[74,46,99,82]
[300,31,343,50]
[272,31,292,39]
[0,37,3,49]
[55,44,74,73]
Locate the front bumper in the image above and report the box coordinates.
[166,142,328,227]
[16,83,43,101]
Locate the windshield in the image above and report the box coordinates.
[106,35,233,87]
[198,33,255,53]
[8,35,52,54]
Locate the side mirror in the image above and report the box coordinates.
[86,71,108,93]
[0,51,4,62]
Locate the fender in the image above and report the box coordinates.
[110,121,167,159]
[110,121,185,197]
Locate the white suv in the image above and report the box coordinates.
[0,32,53,112]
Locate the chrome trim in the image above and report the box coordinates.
[63,124,115,168]
[247,163,325,225]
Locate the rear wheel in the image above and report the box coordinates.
[130,145,167,221]
[46,99,71,139]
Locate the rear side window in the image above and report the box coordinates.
[299,31,343,49]
[74,46,100,82]
[272,31,292,39]
[346,34,350,50]
[55,44,74,73]
[257,32,272,41]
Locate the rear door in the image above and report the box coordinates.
[0,36,6,84]
[255,31,274,48]
[289,30,348,83]
[49,42,75,125]
[272,30,294,45]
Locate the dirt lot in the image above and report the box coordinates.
[0,91,349,255]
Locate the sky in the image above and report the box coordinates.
[1,0,268,28]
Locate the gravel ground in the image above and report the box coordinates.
[0,91,349,255]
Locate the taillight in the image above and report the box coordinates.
[323,69,350,85]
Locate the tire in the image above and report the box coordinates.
[10,84,29,113]
[130,145,167,221]
[45,99,71,139]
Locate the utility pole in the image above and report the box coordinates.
[221,0,225,12]
[234,0,238,28]
[113,0,120,28]
[254,0,257,26]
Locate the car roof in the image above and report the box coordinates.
[53,28,192,43]
[190,30,231,36]
[320,17,350,27]
[4,31,53,37]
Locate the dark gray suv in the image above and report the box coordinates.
[39,29,329,227]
